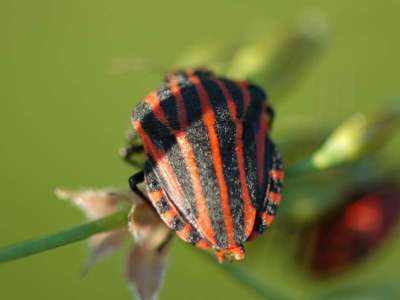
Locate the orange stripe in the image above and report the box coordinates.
[270,169,284,181]
[144,92,173,132]
[170,81,188,128]
[214,79,256,238]
[191,75,236,248]
[261,212,274,226]
[148,190,164,201]
[268,191,281,205]
[163,208,177,222]
[236,81,251,119]
[185,68,194,76]
[175,223,191,240]
[196,239,211,249]
[176,133,217,245]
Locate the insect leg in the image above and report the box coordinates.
[121,145,145,167]
[120,130,145,168]
[129,171,149,203]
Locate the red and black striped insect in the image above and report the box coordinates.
[124,69,283,262]
[302,182,400,276]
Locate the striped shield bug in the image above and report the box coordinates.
[302,182,400,276]
[124,69,284,262]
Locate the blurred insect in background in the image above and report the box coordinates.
[122,68,284,262]
[300,182,400,276]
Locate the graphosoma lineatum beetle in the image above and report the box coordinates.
[302,182,400,276]
[125,68,284,262]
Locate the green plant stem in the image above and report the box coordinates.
[0,209,129,264]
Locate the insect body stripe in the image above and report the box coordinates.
[170,81,189,128]
[268,191,282,205]
[238,85,259,210]
[221,79,245,120]
[161,84,218,245]
[155,196,170,213]
[256,111,267,189]
[236,81,251,118]
[144,92,174,133]
[148,190,164,201]
[178,79,228,248]
[271,169,284,181]
[190,75,237,249]
[175,132,218,245]
[215,79,256,239]
[204,79,246,244]
[260,212,274,227]
[157,87,181,131]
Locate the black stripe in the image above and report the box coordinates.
[202,79,231,122]
[133,102,172,139]
[182,79,229,249]
[270,179,283,194]
[179,79,203,125]
[170,216,184,231]
[245,84,266,123]
[221,79,245,120]
[261,138,274,202]
[187,230,202,245]
[265,203,278,216]
[204,78,246,244]
[157,85,181,131]
[253,216,268,233]
[242,124,259,210]
[166,141,198,218]
[144,159,162,192]
[262,141,283,211]
[155,196,170,214]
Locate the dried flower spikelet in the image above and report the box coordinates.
[55,188,138,270]
[128,202,170,248]
[127,202,172,300]
[55,188,137,219]
[126,244,168,300]
[82,229,129,273]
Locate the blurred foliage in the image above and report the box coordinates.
[1,1,400,300]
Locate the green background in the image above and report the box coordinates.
[1,1,400,299]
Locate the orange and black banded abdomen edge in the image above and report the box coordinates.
[131,68,283,262]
